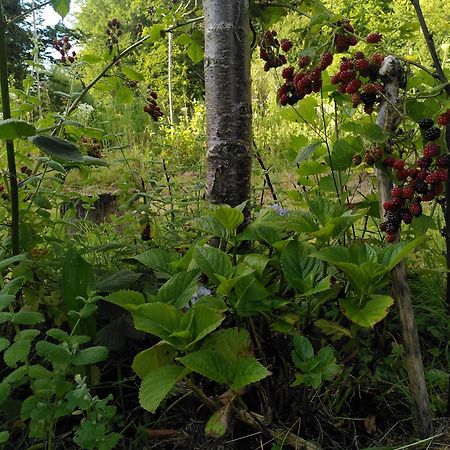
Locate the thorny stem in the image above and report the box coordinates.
[0,0,20,255]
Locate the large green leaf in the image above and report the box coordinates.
[11,311,44,326]
[104,290,145,309]
[134,248,179,275]
[72,346,108,365]
[201,328,252,364]
[51,0,71,17]
[229,357,270,390]
[293,141,323,165]
[131,303,182,340]
[187,42,204,63]
[35,341,71,365]
[292,334,314,368]
[0,119,36,139]
[183,306,225,349]
[193,216,229,240]
[281,240,322,293]
[157,270,199,309]
[4,330,39,368]
[380,237,425,271]
[340,295,394,328]
[132,342,176,378]
[213,205,244,232]
[139,365,185,413]
[194,245,232,284]
[30,135,83,162]
[179,350,228,384]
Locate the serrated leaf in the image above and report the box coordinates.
[35,341,71,365]
[72,346,108,365]
[30,135,83,162]
[139,365,184,413]
[51,0,70,17]
[157,270,199,309]
[213,206,244,232]
[380,237,425,271]
[132,342,176,378]
[0,119,36,139]
[292,334,314,368]
[194,245,232,284]
[96,270,141,292]
[12,311,45,325]
[134,248,179,275]
[230,357,271,389]
[4,330,39,368]
[179,350,229,384]
[104,290,145,309]
[340,295,394,328]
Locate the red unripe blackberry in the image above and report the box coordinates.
[340,59,354,71]
[346,79,362,94]
[391,187,403,197]
[279,94,288,106]
[423,142,439,158]
[408,168,419,179]
[437,110,450,126]
[417,170,429,180]
[310,67,322,81]
[335,34,349,52]
[363,83,377,94]
[312,79,322,93]
[380,222,388,232]
[383,156,395,167]
[331,73,340,84]
[260,48,268,60]
[386,233,397,243]
[392,159,405,170]
[340,70,356,82]
[338,83,347,94]
[419,117,434,130]
[344,23,354,33]
[422,193,435,201]
[354,51,365,59]
[278,55,287,65]
[355,59,369,75]
[436,169,448,182]
[392,197,405,208]
[373,147,384,160]
[351,93,361,107]
[425,172,440,184]
[0,185,4,193]
[282,66,295,80]
[437,154,450,168]
[352,154,362,165]
[383,200,396,211]
[347,36,358,46]
[298,55,311,68]
[432,183,444,196]
[395,169,409,181]
[371,53,385,66]
[281,39,293,52]
[364,151,375,165]
[366,33,382,44]
[409,202,422,217]
[402,185,415,199]
[320,52,333,69]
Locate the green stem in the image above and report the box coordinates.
[0,0,19,255]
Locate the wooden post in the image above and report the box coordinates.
[375,56,433,437]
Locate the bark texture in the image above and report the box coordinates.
[203,0,252,219]
[375,56,433,437]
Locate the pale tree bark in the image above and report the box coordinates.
[203,0,252,222]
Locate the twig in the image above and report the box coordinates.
[253,144,278,203]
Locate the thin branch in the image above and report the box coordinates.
[8,0,51,25]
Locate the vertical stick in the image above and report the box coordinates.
[168,31,174,126]
[375,56,433,437]
[0,0,20,255]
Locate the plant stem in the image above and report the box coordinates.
[0,0,20,255]
[7,0,51,25]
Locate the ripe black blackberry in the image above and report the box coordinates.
[424,126,441,141]
[414,179,428,195]
[360,92,377,106]
[437,154,450,168]
[385,222,399,234]
[387,212,402,227]
[419,117,434,130]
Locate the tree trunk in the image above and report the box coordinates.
[203,0,252,222]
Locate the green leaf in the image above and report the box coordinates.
[132,342,176,378]
[96,270,141,292]
[29,135,83,162]
[194,245,232,284]
[293,141,323,165]
[104,290,145,309]
[122,66,145,81]
[157,270,199,309]
[380,237,425,271]
[229,357,271,390]
[179,350,229,384]
[340,295,394,328]
[205,407,230,438]
[292,334,314,368]
[184,306,224,349]
[213,205,244,232]
[330,139,356,171]
[148,24,165,43]
[35,341,71,365]
[0,254,28,271]
[11,311,45,325]
[202,328,252,363]
[315,320,352,339]
[187,42,204,64]
[4,330,39,368]
[134,248,178,275]
[0,294,15,311]
[72,346,108,365]
[131,303,182,340]
[0,431,9,444]
[51,0,71,17]
[0,382,11,405]
[139,365,185,413]
[0,337,10,352]
[0,119,36,139]
[81,53,103,64]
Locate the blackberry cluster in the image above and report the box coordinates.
[380,117,447,241]
[53,36,76,64]
[330,52,385,115]
[334,21,358,52]
[438,109,450,126]
[106,18,122,54]
[259,31,289,72]
[144,91,163,121]
[20,166,32,176]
